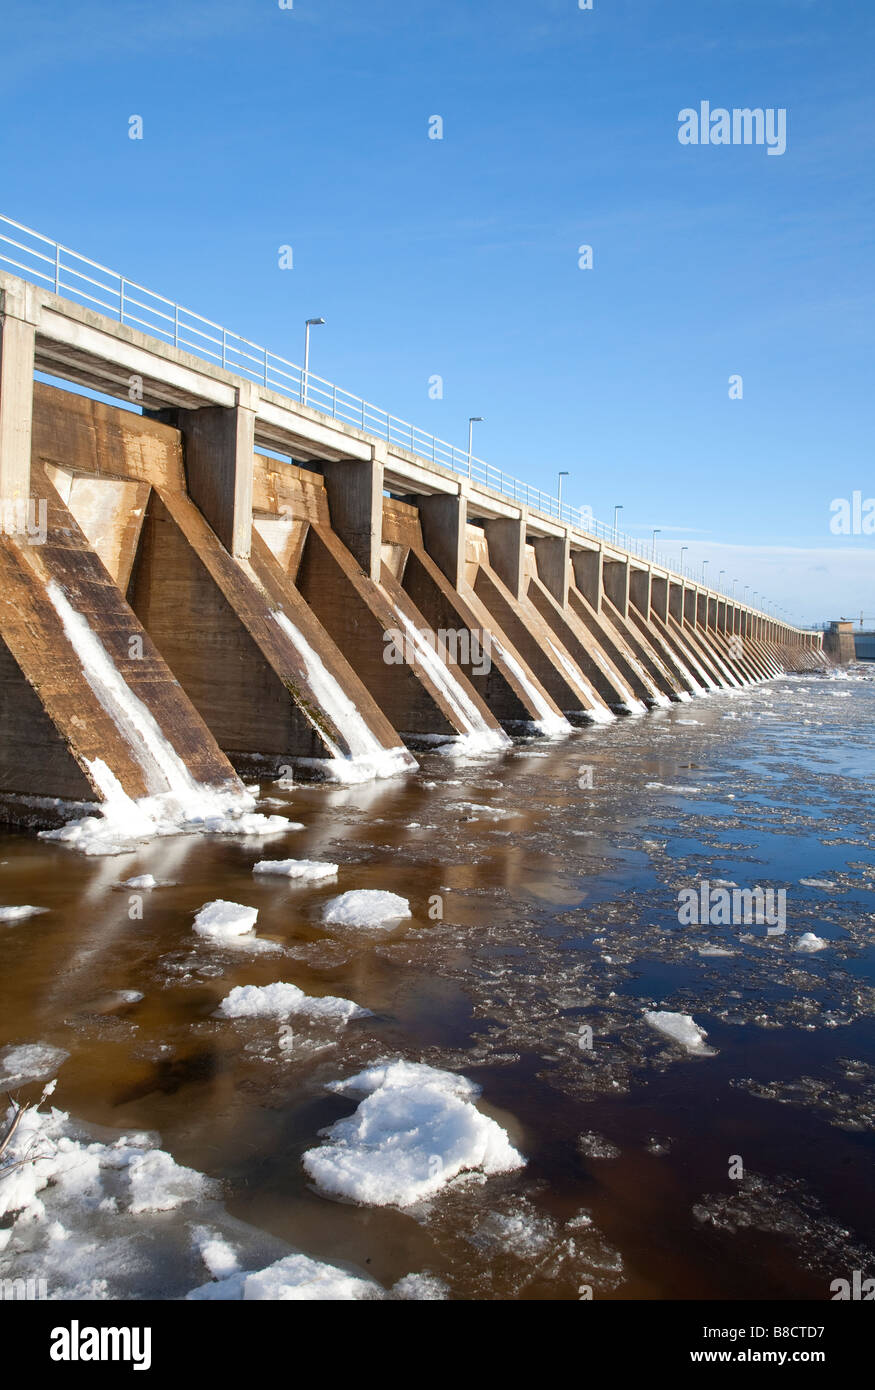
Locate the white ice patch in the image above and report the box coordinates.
[644,1010,715,1055]
[41,584,290,855]
[0,905,48,923]
[253,858,338,880]
[121,874,158,890]
[217,981,370,1024]
[188,1252,382,1301]
[272,610,417,782]
[544,639,615,725]
[322,890,411,930]
[0,1044,69,1089]
[193,900,281,953]
[392,610,510,750]
[488,636,571,737]
[302,1060,525,1206]
[794,932,828,953]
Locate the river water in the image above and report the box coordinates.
[1,669,873,1300]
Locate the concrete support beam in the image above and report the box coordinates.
[172,386,257,559]
[651,575,670,624]
[483,514,526,600]
[0,281,37,506]
[669,581,684,623]
[533,531,571,607]
[571,547,602,613]
[629,567,651,622]
[683,586,697,629]
[603,557,629,619]
[322,452,384,582]
[411,491,467,589]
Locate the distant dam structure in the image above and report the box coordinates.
[0,216,826,831]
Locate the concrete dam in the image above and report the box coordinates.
[0,242,827,837]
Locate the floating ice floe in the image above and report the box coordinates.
[644,1009,715,1055]
[121,874,158,890]
[0,1099,441,1300]
[217,981,370,1024]
[794,932,828,953]
[800,878,836,890]
[0,1043,69,1089]
[302,1060,525,1207]
[322,890,412,930]
[253,858,338,880]
[192,900,279,953]
[0,905,48,923]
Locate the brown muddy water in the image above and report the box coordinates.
[1,670,874,1300]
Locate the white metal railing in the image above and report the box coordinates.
[0,213,789,619]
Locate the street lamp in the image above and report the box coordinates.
[732,578,738,598]
[680,545,688,576]
[303,317,325,405]
[719,569,726,592]
[467,417,484,479]
[557,471,569,521]
[651,527,661,560]
[702,559,709,585]
[613,504,623,542]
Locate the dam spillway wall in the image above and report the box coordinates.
[0,269,826,828]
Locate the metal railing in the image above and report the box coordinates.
[0,213,783,615]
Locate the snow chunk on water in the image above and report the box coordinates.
[193,900,258,941]
[302,1060,525,1206]
[127,1149,212,1214]
[122,874,158,890]
[0,1044,69,1089]
[188,1251,381,1301]
[0,905,48,923]
[795,932,828,953]
[644,1010,715,1055]
[800,878,836,890]
[217,981,370,1024]
[253,858,338,880]
[323,890,411,930]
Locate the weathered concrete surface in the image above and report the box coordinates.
[824,621,856,665]
[0,459,242,826]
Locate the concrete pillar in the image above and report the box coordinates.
[572,546,602,613]
[669,581,684,623]
[322,449,384,582]
[707,596,718,628]
[696,591,708,627]
[603,557,629,618]
[629,567,651,622]
[533,531,571,607]
[0,279,37,507]
[412,491,467,589]
[651,575,670,624]
[173,383,257,559]
[717,600,727,633]
[683,586,697,629]
[484,514,526,600]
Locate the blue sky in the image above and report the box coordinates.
[1,0,872,625]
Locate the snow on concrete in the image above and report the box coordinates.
[391,609,510,751]
[302,1060,525,1206]
[488,635,572,737]
[322,890,411,930]
[272,610,416,783]
[644,1010,715,1055]
[40,584,291,855]
[253,858,338,880]
[217,981,370,1024]
[545,638,615,725]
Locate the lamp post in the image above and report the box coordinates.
[651,527,661,560]
[557,471,569,522]
[613,504,623,543]
[303,317,325,405]
[702,559,709,585]
[467,417,484,479]
[680,545,688,577]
